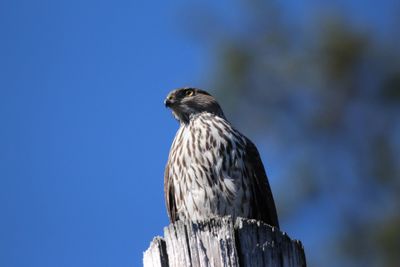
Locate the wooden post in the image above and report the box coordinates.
[143,216,306,267]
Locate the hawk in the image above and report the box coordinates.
[164,88,279,228]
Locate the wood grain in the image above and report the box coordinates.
[143,217,306,267]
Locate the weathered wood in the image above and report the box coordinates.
[143,217,306,267]
[143,237,169,267]
[235,218,306,267]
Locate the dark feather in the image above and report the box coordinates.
[164,163,177,222]
[244,138,280,228]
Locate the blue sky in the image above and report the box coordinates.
[1,0,398,266]
[0,0,210,266]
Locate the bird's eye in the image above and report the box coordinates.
[185,90,194,97]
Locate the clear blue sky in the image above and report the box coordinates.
[0,0,210,266]
[0,0,396,266]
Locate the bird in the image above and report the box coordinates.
[164,87,279,228]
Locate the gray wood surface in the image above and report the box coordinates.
[143,217,306,267]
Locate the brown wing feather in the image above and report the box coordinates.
[164,163,177,223]
[245,138,280,228]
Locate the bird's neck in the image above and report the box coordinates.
[179,112,226,127]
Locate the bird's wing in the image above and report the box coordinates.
[164,163,177,223]
[244,138,280,228]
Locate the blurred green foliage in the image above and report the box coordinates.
[183,1,400,266]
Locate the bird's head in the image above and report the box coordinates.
[165,88,225,124]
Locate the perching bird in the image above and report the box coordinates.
[164,88,279,228]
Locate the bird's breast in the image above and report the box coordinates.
[167,114,251,220]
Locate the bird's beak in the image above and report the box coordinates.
[164,96,176,108]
